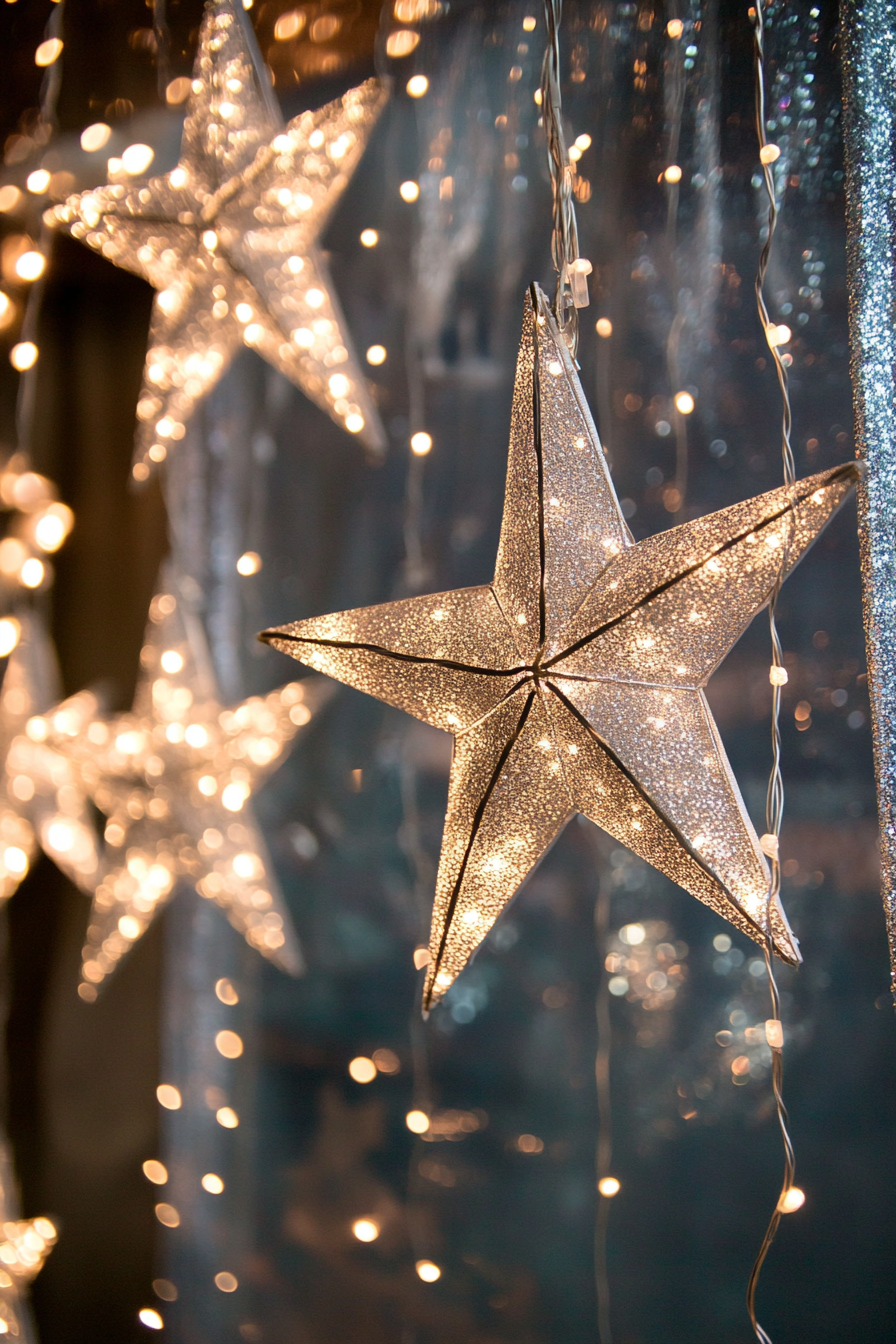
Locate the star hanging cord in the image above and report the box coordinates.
[46,0,389,480]
[41,576,331,998]
[262,284,860,1015]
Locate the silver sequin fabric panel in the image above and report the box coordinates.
[840,0,896,990]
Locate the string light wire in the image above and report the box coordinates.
[540,0,589,355]
[593,866,614,1344]
[745,7,798,1342]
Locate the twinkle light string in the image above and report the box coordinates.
[745,6,798,1342]
[593,866,614,1344]
[540,0,591,355]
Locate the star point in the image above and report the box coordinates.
[48,0,388,476]
[262,284,860,1013]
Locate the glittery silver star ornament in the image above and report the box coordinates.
[47,0,388,479]
[262,285,859,1013]
[0,612,101,899]
[44,580,329,996]
[0,1136,57,1338]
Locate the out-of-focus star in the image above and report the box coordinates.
[0,612,101,899]
[47,0,388,479]
[263,284,859,1013]
[43,577,329,998]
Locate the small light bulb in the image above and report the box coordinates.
[598,1176,621,1197]
[0,618,20,657]
[19,557,44,588]
[399,180,420,202]
[410,432,432,455]
[778,1186,805,1213]
[366,344,387,365]
[664,164,683,184]
[406,1109,430,1133]
[596,318,612,338]
[360,228,379,247]
[10,341,38,371]
[416,1260,441,1282]
[674,391,695,415]
[523,15,537,30]
[352,1218,380,1242]
[202,1173,225,1194]
[26,170,51,195]
[138,1308,164,1330]
[406,74,429,98]
[667,18,684,37]
[759,143,781,165]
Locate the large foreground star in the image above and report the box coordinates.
[44,577,329,996]
[262,285,859,1012]
[48,0,388,477]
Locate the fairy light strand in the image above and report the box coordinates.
[745,8,798,1342]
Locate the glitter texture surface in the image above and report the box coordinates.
[47,0,388,476]
[44,581,329,994]
[840,0,896,990]
[262,285,859,1012]
[0,614,100,901]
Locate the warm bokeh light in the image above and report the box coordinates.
[407,74,429,98]
[215,977,239,1005]
[406,1109,430,1134]
[759,143,781,165]
[778,1186,806,1213]
[598,1176,621,1197]
[35,37,63,66]
[575,133,592,151]
[155,1202,180,1228]
[674,390,695,414]
[215,1029,244,1059]
[160,649,184,674]
[348,1056,377,1083]
[595,317,613,338]
[15,251,45,282]
[620,922,646,945]
[236,550,262,575]
[138,1308,164,1330]
[410,432,432,456]
[372,1047,400,1074]
[0,186,22,212]
[386,29,420,57]
[214,1272,238,1292]
[33,502,74,552]
[667,18,684,37]
[202,1173,225,1194]
[274,9,306,39]
[664,164,683,184]
[400,180,420,202]
[0,619,21,658]
[416,1260,441,1283]
[216,1106,239,1128]
[769,665,789,686]
[366,344,387,365]
[142,1160,168,1185]
[20,557,45,588]
[360,228,379,247]
[352,1218,380,1242]
[26,171,50,195]
[165,76,191,105]
[80,122,112,152]
[523,14,537,29]
[157,1084,182,1110]
[121,143,154,175]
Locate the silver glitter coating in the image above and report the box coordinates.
[46,0,388,475]
[840,0,896,992]
[262,286,859,1013]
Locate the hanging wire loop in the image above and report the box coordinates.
[745,6,799,1342]
[540,0,590,355]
